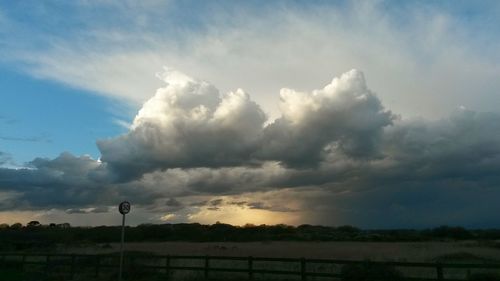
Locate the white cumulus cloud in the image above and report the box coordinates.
[98,68,267,179]
[98,69,393,178]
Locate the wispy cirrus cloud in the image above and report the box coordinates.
[0,152,12,166]
[2,1,500,119]
[0,134,51,143]
[0,115,17,125]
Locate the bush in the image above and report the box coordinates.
[468,273,500,281]
[341,262,403,281]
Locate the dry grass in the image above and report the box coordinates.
[63,241,500,262]
[7,242,500,281]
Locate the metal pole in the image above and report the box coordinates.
[119,213,126,281]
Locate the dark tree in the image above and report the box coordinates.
[27,221,41,227]
[10,222,22,229]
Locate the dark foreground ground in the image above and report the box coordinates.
[2,240,500,281]
[64,240,500,262]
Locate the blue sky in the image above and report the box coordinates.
[1,1,500,227]
[0,65,128,164]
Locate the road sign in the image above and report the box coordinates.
[118,201,130,281]
[119,201,130,214]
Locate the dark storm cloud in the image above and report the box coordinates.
[294,182,500,228]
[190,200,209,207]
[90,206,109,213]
[380,110,500,184]
[0,153,110,210]
[228,201,247,207]
[165,198,182,207]
[205,199,223,210]
[209,199,224,206]
[186,198,225,211]
[179,197,297,214]
[246,201,296,212]
[163,198,185,212]
[269,109,500,227]
[2,69,500,227]
[0,152,168,211]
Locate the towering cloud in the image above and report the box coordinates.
[259,70,393,167]
[99,69,393,179]
[98,69,267,180]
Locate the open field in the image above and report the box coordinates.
[4,240,500,280]
[2,251,500,281]
[63,241,500,263]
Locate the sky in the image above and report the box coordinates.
[1,0,500,228]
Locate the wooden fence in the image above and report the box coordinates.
[1,253,500,280]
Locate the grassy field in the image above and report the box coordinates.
[62,240,500,263]
[2,252,500,281]
[4,241,500,280]
[57,240,500,280]
[0,270,24,281]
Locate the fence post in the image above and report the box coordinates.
[165,255,171,280]
[70,254,76,280]
[45,255,51,277]
[248,256,254,280]
[130,256,135,276]
[94,256,100,277]
[300,257,306,281]
[204,255,210,279]
[436,264,443,281]
[21,254,26,273]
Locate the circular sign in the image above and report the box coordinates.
[119,201,131,215]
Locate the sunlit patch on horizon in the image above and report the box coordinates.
[187,205,302,226]
[160,213,176,222]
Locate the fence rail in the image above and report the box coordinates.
[1,252,499,280]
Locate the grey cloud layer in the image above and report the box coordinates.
[0,153,111,210]
[1,70,500,227]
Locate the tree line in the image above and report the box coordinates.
[1,222,500,251]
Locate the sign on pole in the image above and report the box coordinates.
[119,201,131,215]
[118,201,130,281]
